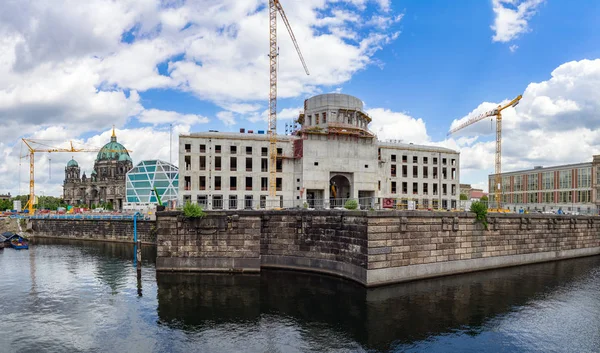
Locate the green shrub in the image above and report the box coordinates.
[344,199,358,210]
[183,202,205,218]
[470,201,488,230]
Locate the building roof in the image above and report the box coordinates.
[182,131,295,142]
[96,132,131,161]
[377,141,459,154]
[492,161,592,177]
[67,159,78,167]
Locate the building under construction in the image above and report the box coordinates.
[179,93,460,210]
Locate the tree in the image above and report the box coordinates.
[480,195,489,202]
[459,193,468,200]
[0,199,12,211]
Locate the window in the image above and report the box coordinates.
[276,159,282,173]
[528,174,538,191]
[244,195,253,210]
[261,158,268,172]
[391,164,397,177]
[528,193,538,203]
[229,195,238,210]
[442,199,448,209]
[423,157,428,164]
[442,168,447,179]
[215,145,221,154]
[200,156,206,171]
[542,192,554,203]
[442,184,447,195]
[402,165,408,177]
[261,177,268,191]
[184,143,191,153]
[307,115,312,125]
[578,190,591,203]
[197,195,207,207]
[215,156,221,171]
[246,146,252,155]
[246,157,252,171]
[451,159,456,166]
[200,144,206,153]
[559,191,572,203]
[451,168,456,180]
[215,176,221,190]
[184,176,191,190]
[199,176,206,190]
[230,145,237,154]
[412,182,418,195]
[514,175,523,191]
[423,183,428,195]
[433,167,438,179]
[433,157,438,164]
[230,157,237,171]
[261,147,268,156]
[391,181,397,194]
[213,195,223,210]
[378,180,381,191]
[577,168,591,188]
[391,154,396,162]
[543,172,554,190]
[433,184,438,196]
[422,199,429,208]
[402,155,407,163]
[314,162,319,166]
[260,195,267,209]
[423,166,428,178]
[184,156,191,171]
[413,166,418,178]
[378,148,381,160]
[413,156,418,163]
[246,177,253,191]
[316,113,320,124]
[276,178,282,191]
[230,176,237,190]
[323,112,327,123]
[559,170,572,189]
[402,182,407,194]
[442,158,447,165]
[451,184,456,196]
[277,147,282,156]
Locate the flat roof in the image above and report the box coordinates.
[181,132,296,142]
[377,141,459,154]
[492,161,592,177]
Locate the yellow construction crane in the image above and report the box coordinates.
[268,0,310,198]
[447,94,522,210]
[21,130,131,214]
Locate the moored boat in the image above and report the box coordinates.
[10,235,28,250]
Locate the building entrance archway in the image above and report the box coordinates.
[330,174,351,208]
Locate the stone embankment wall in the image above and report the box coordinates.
[156,211,600,287]
[30,219,156,244]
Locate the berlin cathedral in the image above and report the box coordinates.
[63,129,133,210]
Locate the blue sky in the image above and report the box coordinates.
[1,0,600,196]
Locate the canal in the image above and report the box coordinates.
[0,239,599,353]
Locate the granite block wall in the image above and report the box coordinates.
[30,218,156,244]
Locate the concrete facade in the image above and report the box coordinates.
[179,93,460,210]
[490,157,600,214]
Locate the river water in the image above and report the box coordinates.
[0,239,599,353]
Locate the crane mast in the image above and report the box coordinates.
[268,0,309,199]
[447,95,522,210]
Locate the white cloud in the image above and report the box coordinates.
[509,44,519,52]
[491,0,545,43]
[138,109,209,125]
[217,111,237,126]
[366,108,430,144]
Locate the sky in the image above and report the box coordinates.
[1,0,599,197]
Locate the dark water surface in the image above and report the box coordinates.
[0,239,599,353]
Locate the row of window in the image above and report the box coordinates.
[496,168,593,191]
[183,156,283,173]
[183,176,282,192]
[390,165,457,180]
[184,194,274,210]
[388,181,457,196]
[490,190,592,203]
[393,198,457,210]
[184,143,281,156]
[381,152,457,166]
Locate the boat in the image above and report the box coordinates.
[9,235,28,250]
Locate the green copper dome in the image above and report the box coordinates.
[96,132,131,162]
[118,153,132,162]
[67,159,78,167]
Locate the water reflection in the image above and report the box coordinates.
[157,257,600,352]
